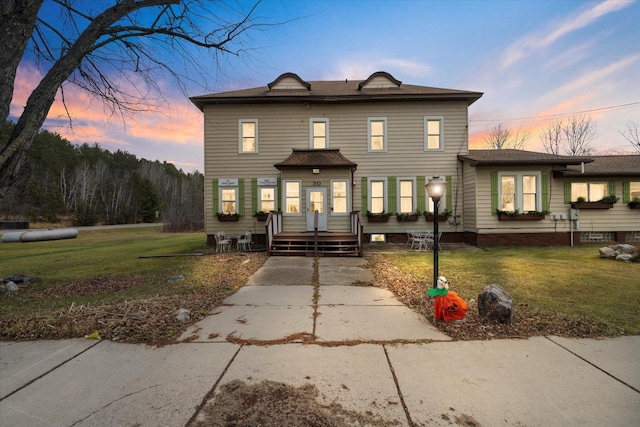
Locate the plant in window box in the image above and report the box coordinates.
[253,211,269,221]
[216,212,240,221]
[366,210,391,222]
[571,195,618,209]
[628,197,640,209]
[396,210,421,221]
[425,209,451,221]
[496,209,547,220]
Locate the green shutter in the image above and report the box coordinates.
[608,181,616,198]
[416,176,426,213]
[564,182,572,204]
[541,171,549,212]
[361,177,368,213]
[212,178,219,217]
[238,178,245,216]
[251,178,258,214]
[622,181,631,203]
[491,172,498,214]
[277,178,282,211]
[445,175,453,212]
[388,176,397,214]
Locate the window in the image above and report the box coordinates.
[259,187,275,212]
[221,188,237,214]
[310,119,328,149]
[499,173,540,212]
[370,179,386,213]
[398,179,415,213]
[368,118,386,152]
[571,182,607,202]
[239,120,258,153]
[424,117,443,150]
[284,181,301,214]
[331,180,348,214]
[631,182,640,199]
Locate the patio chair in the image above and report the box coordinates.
[215,231,231,252]
[237,231,252,251]
[406,230,419,248]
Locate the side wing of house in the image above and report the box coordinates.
[459,150,640,246]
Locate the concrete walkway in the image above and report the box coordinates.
[1,256,639,426]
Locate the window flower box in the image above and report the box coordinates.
[217,213,240,221]
[425,212,450,222]
[254,212,269,221]
[627,201,640,210]
[571,202,613,209]
[396,213,420,222]
[498,212,545,220]
[366,211,391,222]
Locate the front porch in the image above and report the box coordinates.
[266,211,364,257]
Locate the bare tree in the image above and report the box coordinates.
[484,123,528,149]
[0,0,272,198]
[619,119,640,153]
[563,114,596,156]
[539,121,563,155]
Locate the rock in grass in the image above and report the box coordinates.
[176,308,191,322]
[478,284,512,324]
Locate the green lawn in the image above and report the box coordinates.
[383,245,640,336]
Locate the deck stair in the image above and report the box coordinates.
[270,232,360,256]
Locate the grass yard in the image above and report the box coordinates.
[0,227,267,342]
[1,228,638,343]
[371,245,640,339]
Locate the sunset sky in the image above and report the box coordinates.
[11,0,640,172]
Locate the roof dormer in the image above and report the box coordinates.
[358,71,402,91]
[268,72,311,90]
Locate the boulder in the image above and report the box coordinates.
[478,284,513,324]
[176,308,191,322]
[616,254,634,262]
[612,244,637,255]
[599,247,617,259]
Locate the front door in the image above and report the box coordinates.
[306,187,327,231]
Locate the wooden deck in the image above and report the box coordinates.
[270,231,361,257]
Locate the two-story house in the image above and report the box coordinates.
[191,72,640,254]
[190,71,482,254]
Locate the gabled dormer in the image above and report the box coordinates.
[268,72,311,90]
[358,71,402,90]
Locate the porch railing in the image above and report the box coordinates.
[350,210,364,257]
[265,211,283,256]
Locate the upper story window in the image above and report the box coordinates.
[284,180,301,214]
[239,120,258,153]
[500,173,540,212]
[398,179,415,213]
[331,180,348,214]
[368,118,387,152]
[310,119,328,149]
[571,182,607,202]
[424,117,443,151]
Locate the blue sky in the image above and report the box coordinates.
[13,0,640,172]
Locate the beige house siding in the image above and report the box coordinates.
[203,101,470,237]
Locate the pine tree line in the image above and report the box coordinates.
[0,121,203,231]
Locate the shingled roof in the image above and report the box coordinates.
[458,149,593,166]
[275,149,357,170]
[560,155,640,177]
[190,71,483,110]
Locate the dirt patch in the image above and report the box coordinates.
[192,379,401,427]
[40,275,148,297]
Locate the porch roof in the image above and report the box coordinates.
[274,149,357,170]
[459,149,593,166]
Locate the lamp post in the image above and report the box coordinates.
[426,176,446,289]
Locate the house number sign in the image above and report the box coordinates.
[312,181,321,186]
